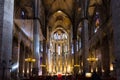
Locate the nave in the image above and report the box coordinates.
[1,0,120,80]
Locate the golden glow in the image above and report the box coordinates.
[85,73,92,78]
[87,57,98,62]
[48,65,52,73]
[102,69,104,72]
[67,65,71,73]
[47,64,73,75]
[57,10,62,13]
[48,27,70,75]
[64,68,66,73]
[91,68,93,72]
[74,64,80,67]
[23,70,24,74]
[25,58,36,62]
[27,69,29,74]
[81,62,83,66]
[96,68,98,72]
[79,70,81,73]
[110,64,114,71]
[40,65,46,67]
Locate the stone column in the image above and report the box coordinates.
[24,47,30,77]
[17,39,20,78]
[42,40,47,76]
[33,20,40,76]
[24,49,28,76]
[97,48,102,76]
[82,19,89,73]
[111,1,120,80]
[62,43,64,73]
[33,0,40,76]
[81,0,89,74]
[73,39,79,75]
[0,0,14,80]
[101,36,110,77]
[11,37,19,79]
[28,50,32,76]
[19,42,25,77]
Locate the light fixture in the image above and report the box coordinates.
[74,64,80,67]
[87,57,98,62]
[57,10,62,13]
[85,72,92,78]
[110,64,114,71]
[87,51,98,62]
[40,64,46,67]
[25,57,36,62]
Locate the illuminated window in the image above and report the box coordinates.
[71,44,74,54]
[58,45,61,55]
[94,12,100,33]
[64,45,67,52]
[79,40,81,48]
[21,10,25,19]
[53,30,67,40]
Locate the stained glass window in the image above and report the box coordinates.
[94,12,100,33]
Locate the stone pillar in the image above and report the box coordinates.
[73,39,79,75]
[17,39,20,78]
[24,47,30,77]
[19,42,25,77]
[80,0,89,74]
[101,36,110,77]
[82,19,89,73]
[97,48,102,76]
[111,1,120,80]
[33,20,40,76]
[0,0,14,80]
[42,40,47,76]
[62,43,64,73]
[28,50,32,76]
[33,0,40,76]
[11,37,19,79]
[24,47,27,76]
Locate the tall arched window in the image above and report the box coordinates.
[94,12,100,33]
[53,30,67,41]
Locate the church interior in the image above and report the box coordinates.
[0,0,120,80]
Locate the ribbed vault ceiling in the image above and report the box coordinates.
[42,0,74,17]
[14,0,105,40]
[48,10,71,31]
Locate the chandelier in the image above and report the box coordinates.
[87,52,98,62]
[87,57,98,62]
